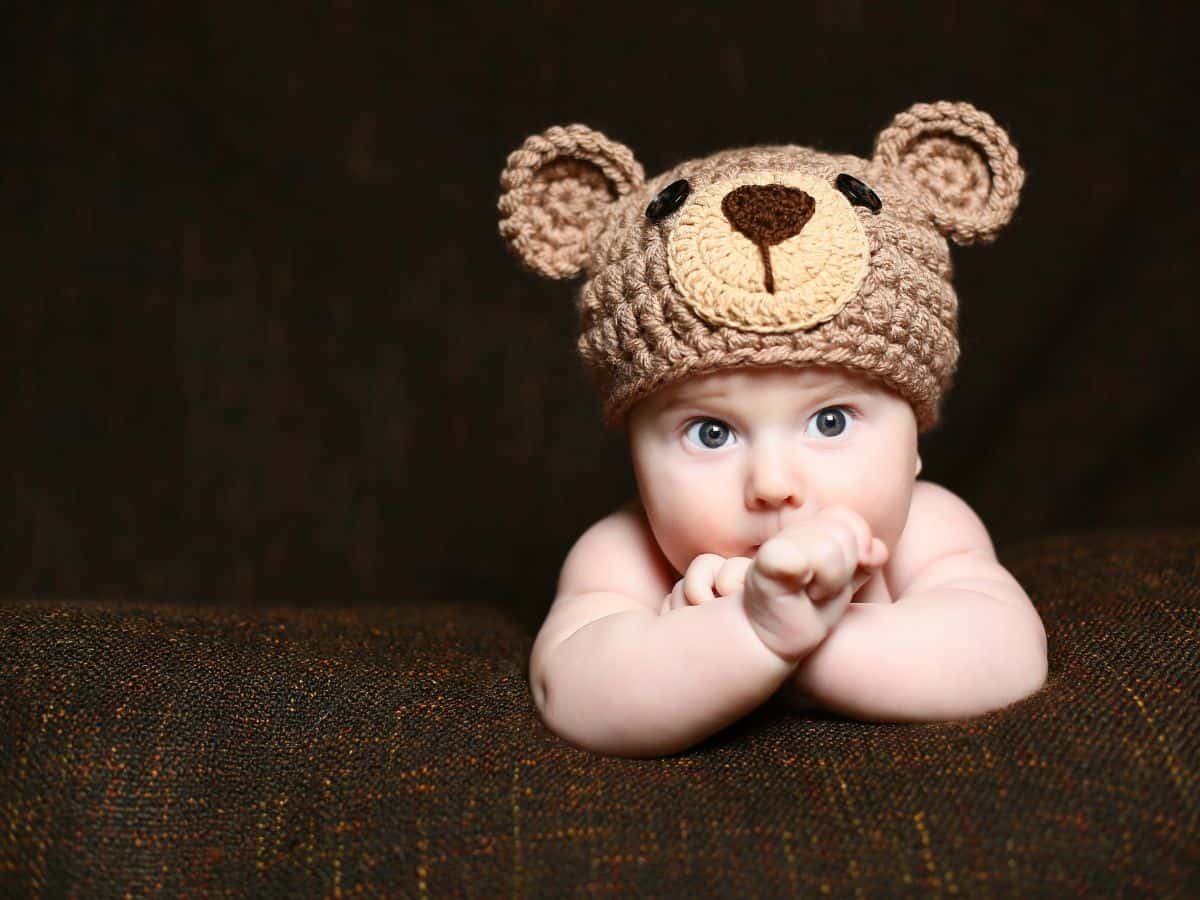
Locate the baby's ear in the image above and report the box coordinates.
[871,101,1025,246]
[498,123,645,279]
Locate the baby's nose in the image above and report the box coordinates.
[745,448,802,509]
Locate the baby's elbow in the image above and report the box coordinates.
[531,684,671,759]
[529,671,549,715]
[928,608,1048,721]
[976,610,1049,716]
[1015,612,1049,699]
[980,585,1048,708]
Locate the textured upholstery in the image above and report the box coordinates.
[3,529,1196,895]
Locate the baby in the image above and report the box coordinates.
[498,101,1048,758]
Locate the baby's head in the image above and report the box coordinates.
[625,362,919,574]
[498,101,1023,566]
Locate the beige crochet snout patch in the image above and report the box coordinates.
[666,171,870,333]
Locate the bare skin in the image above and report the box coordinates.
[529,366,1049,758]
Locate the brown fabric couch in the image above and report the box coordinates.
[3,529,1197,895]
[5,2,1198,895]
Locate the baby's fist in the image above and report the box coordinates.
[743,506,888,662]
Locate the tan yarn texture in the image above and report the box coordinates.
[667,170,871,332]
[497,101,1025,433]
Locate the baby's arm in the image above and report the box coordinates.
[529,505,800,759]
[787,483,1048,721]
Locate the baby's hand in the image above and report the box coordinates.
[660,554,754,615]
[742,506,889,662]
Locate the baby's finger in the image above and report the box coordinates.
[806,537,854,604]
[844,539,891,602]
[715,556,753,597]
[754,537,811,582]
[663,579,685,613]
[753,540,801,580]
[820,506,875,565]
[684,554,724,605]
[865,537,889,569]
[749,545,815,610]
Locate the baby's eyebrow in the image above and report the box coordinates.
[660,391,730,411]
[661,382,870,413]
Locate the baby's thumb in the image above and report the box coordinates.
[850,540,888,596]
[866,537,889,568]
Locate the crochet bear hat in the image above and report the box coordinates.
[497,101,1024,433]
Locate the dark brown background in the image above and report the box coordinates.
[5,3,1197,633]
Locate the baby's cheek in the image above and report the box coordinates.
[879,488,916,552]
[844,475,913,553]
[656,507,728,575]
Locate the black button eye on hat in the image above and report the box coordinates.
[835,173,882,213]
[646,179,691,221]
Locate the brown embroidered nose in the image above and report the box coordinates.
[721,184,816,294]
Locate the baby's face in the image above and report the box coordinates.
[627,365,922,576]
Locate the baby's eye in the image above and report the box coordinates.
[805,406,854,438]
[685,418,735,450]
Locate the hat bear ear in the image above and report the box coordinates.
[498,124,645,280]
[871,100,1025,246]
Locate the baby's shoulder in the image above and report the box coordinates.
[886,480,1000,597]
[555,497,675,606]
